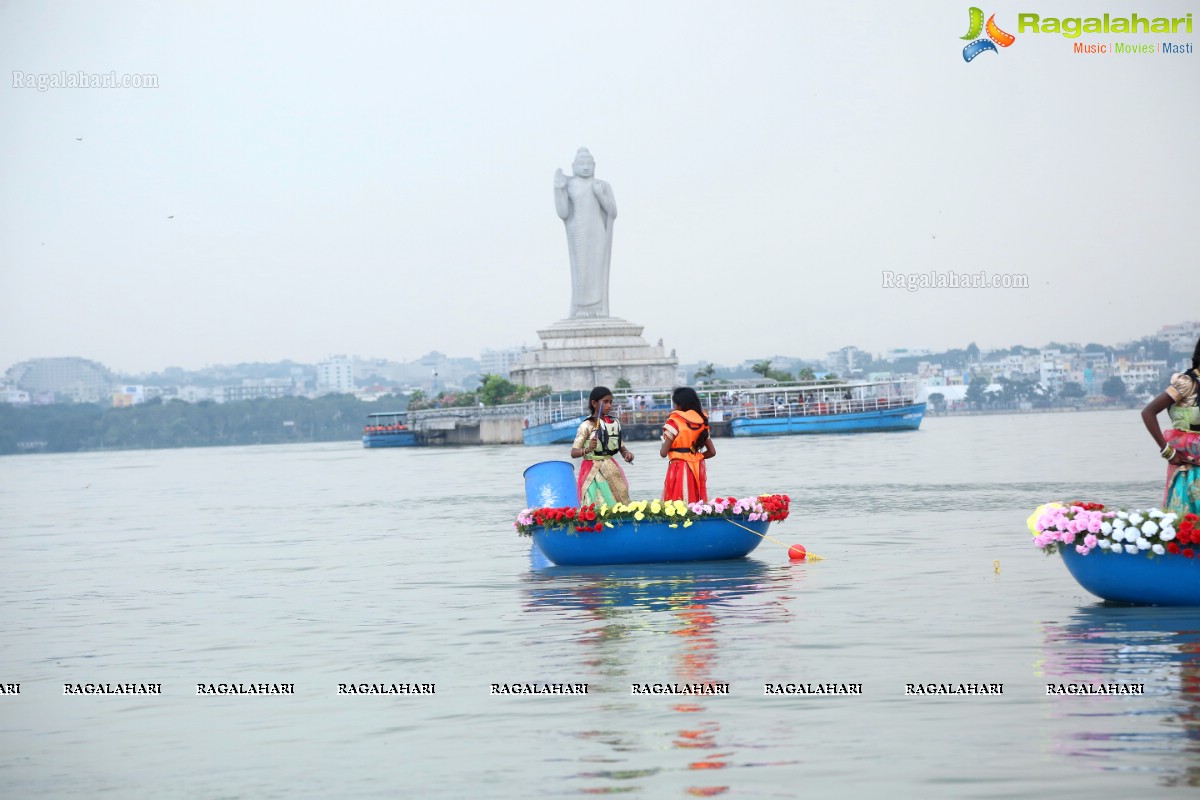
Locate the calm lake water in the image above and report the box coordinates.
[2,410,1198,798]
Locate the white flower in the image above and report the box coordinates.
[1137,537,1150,550]
[1101,522,1113,535]
[1110,544,1122,554]
[1161,527,1176,541]
[1125,544,1139,554]
[1111,529,1126,543]
[1162,513,1177,526]
[1129,513,1144,525]
[1099,539,1112,550]
[1149,509,1163,519]
[1152,544,1166,555]
[1113,519,1127,530]
[1116,511,1129,520]
[1141,520,1159,536]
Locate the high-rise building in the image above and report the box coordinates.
[316,356,355,394]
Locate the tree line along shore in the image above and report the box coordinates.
[0,388,1149,456]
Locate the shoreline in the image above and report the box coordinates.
[927,404,1138,418]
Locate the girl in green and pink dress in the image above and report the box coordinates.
[1141,337,1200,517]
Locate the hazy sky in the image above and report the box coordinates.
[1,1,1194,375]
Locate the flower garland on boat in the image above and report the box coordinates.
[1029,502,1200,558]
[515,494,790,536]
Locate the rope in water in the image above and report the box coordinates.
[723,517,825,561]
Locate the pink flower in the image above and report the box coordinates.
[1084,534,1098,548]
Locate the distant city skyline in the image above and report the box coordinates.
[5,316,1194,382]
[2,2,1194,375]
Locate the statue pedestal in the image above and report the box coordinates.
[509,317,679,391]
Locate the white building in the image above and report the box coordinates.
[223,378,296,402]
[317,356,356,394]
[112,385,147,407]
[882,347,932,362]
[1114,359,1168,389]
[1158,321,1200,353]
[479,347,526,379]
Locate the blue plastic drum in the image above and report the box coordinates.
[522,460,577,508]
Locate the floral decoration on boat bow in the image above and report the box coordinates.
[1029,502,1200,558]
[515,494,790,536]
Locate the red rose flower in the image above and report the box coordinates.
[1185,549,1195,559]
[1168,542,1181,555]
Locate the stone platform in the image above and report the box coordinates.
[509,317,678,391]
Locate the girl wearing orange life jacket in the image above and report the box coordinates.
[660,386,716,503]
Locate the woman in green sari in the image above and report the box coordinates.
[1141,337,1200,516]
[571,386,635,505]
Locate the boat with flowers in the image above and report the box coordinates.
[515,495,791,567]
[1030,502,1200,606]
[362,411,421,448]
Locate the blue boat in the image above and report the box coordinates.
[523,414,588,446]
[1059,547,1200,606]
[520,380,925,443]
[531,515,770,567]
[732,402,925,436]
[727,380,925,437]
[520,460,780,567]
[521,391,591,446]
[362,411,421,448]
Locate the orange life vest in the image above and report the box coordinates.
[665,410,708,460]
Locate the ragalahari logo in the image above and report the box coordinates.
[961,7,1016,61]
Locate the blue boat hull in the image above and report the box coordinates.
[1060,547,1200,606]
[362,431,420,448]
[523,416,587,446]
[730,403,925,436]
[531,516,768,566]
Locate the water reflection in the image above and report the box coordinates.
[522,558,796,796]
[1040,605,1200,787]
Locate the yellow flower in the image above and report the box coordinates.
[669,523,678,528]
[634,511,645,521]
[599,504,609,517]
[635,501,647,513]
[605,522,614,528]
[1027,502,1062,536]
[682,519,693,528]
[650,501,662,515]
[664,505,676,517]
[673,500,688,515]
